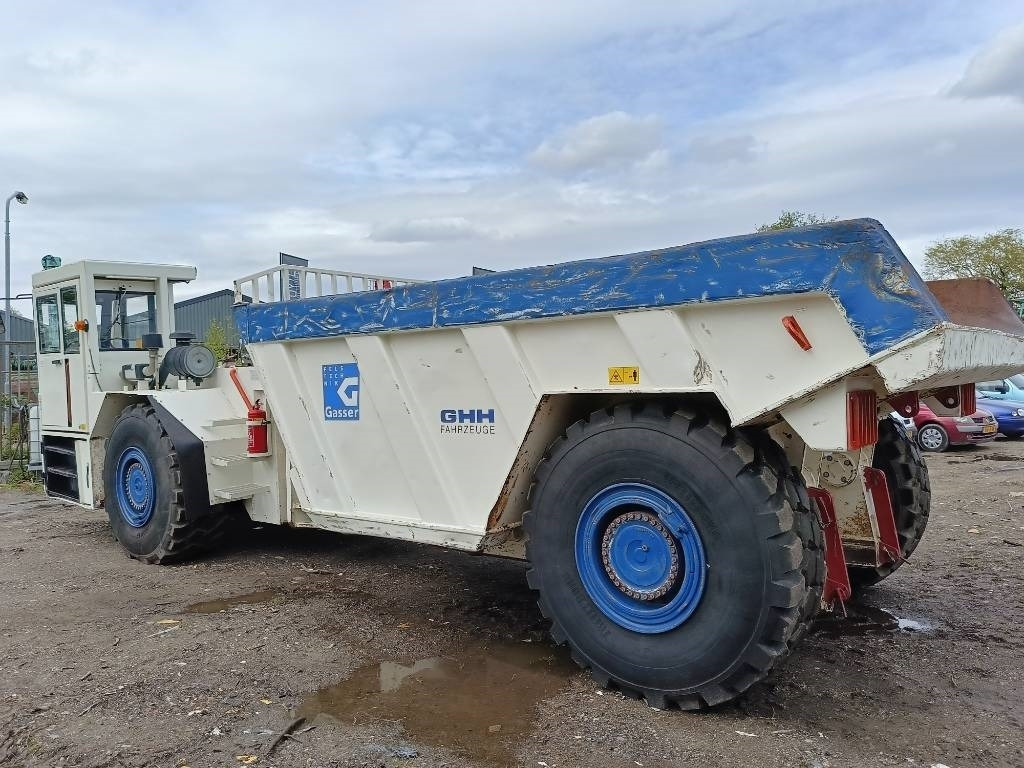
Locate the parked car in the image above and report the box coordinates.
[890,412,917,440]
[976,396,1024,438]
[977,374,1024,400]
[913,403,997,452]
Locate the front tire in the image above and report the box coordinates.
[524,403,823,710]
[104,404,230,563]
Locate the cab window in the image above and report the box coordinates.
[61,286,80,353]
[96,289,156,351]
[35,294,61,353]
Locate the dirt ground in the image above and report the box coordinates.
[1,439,1023,768]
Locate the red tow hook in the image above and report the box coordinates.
[807,487,852,611]
[863,467,903,565]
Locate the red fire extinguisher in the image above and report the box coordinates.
[247,401,269,455]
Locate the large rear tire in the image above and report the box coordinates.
[849,419,931,588]
[524,402,823,710]
[104,403,232,564]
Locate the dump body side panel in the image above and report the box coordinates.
[245,293,873,548]
[228,221,1024,554]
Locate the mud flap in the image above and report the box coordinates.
[146,396,211,517]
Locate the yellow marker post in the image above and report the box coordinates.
[608,366,640,385]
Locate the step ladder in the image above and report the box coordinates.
[42,436,79,502]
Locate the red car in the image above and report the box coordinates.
[913,403,998,452]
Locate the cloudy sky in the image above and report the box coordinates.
[2,1,1023,301]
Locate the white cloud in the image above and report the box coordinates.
[370,216,494,243]
[951,23,1024,102]
[688,134,757,164]
[529,112,664,174]
[1,1,1022,302]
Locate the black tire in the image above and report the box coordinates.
[104,403,231,564]
[849,419,931,588]
[916,422,949,452]
[524,402,824,710]
[1002,431,1024,440]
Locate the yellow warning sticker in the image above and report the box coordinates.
[608,366,640,385]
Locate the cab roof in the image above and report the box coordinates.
[32,260,196,289]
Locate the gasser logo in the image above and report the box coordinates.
[440,408,496,436]
[323,363,360,421]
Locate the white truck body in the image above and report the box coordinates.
[28,218,1024,708]
[30,220,1024,556]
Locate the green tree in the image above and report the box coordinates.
[757,210,837,232]
[205,319,231,363]
[922,229,1024,299]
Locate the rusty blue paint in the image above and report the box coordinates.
[234,218,947,356]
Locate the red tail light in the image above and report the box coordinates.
[847,390,878,450]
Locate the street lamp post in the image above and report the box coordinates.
[4,191,29,415]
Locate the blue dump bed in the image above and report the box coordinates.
[235,218,947,356]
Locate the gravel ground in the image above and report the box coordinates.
[1,439,1023,768]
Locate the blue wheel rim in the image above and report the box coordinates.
[115,447,155,528]
[575,482,706,634]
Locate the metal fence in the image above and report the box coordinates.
[0,401,37,481]
[2,340,38,403]
[1,340,39,482]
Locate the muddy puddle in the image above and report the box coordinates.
[184,589,279,614]
[814,603,933,635]
[298,640,576,765]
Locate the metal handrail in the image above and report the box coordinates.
[233,265,420,304]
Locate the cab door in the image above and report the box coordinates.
[35,282,88,430]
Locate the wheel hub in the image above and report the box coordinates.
[601,511,680,600]
[125,463,150,509]
[575,482,707,634]
[919,426,944,450]
[115,447,156,528]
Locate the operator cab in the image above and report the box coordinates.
[31,261,196,502]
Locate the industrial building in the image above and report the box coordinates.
[1,310,36,343]
[1,309,37,368]
[173,289,241,349]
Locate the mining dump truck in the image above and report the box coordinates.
[31,219,1024,709]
